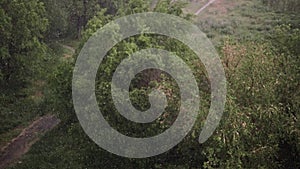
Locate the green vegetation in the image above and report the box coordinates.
[0,0,50,146]
[1,0,299,168]
[262,0,300,12]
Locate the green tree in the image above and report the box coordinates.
[66,0,101,39]
[0,0,48,92]
[41,0,69,39]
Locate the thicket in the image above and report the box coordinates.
[262,0,300,12]
[46,0,299,168]
[0,0,55,135]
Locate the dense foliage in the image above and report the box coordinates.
[262,0,300,12]
[0,0,48,91]
[1,0,299,168]
[47,0,299,168]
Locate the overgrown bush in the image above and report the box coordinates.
[44,2,300,169]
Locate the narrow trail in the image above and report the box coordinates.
[61,44,76,54]
[153,0,219,16]
[0,43,72,169]
[0,115,60,169]
[195,0,217,15]
[60,44,76,59]
[150,0,159,10]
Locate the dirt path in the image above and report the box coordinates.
[61,44,75,54]
[195,0,217,15]
[0,115,60,169]
[184,0,237,17]
[60,44,76,59]
[150,0,159,10]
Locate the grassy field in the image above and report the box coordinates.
[188,0,299,45]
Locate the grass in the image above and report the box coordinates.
[0,127,23,149]
[190,0,300,45]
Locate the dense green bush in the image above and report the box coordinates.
[201,36,299,168]
[0,0,48,92]
[262,0,300,12]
